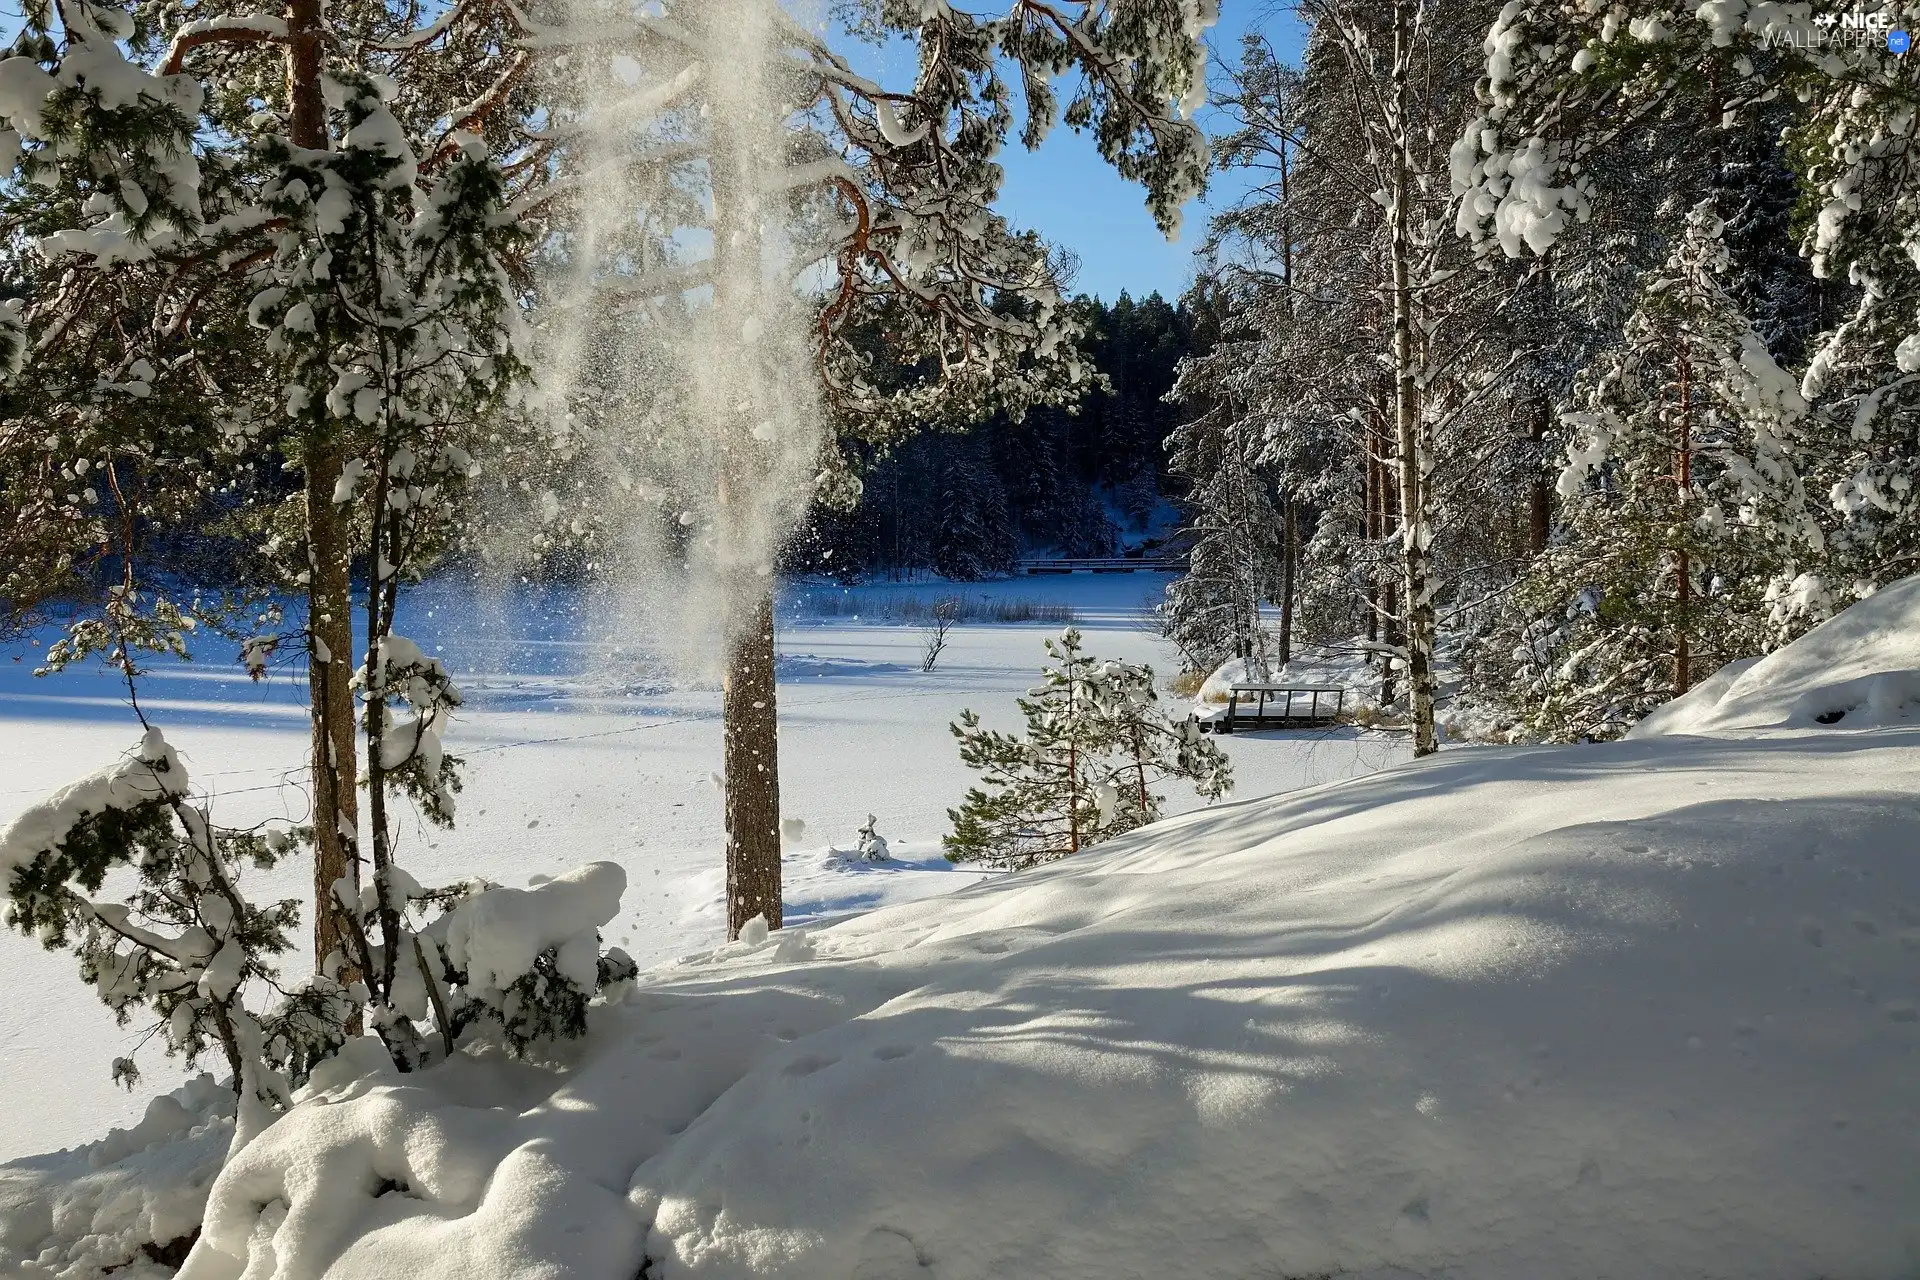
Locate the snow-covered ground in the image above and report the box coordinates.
[16,577,1918,1280]
[11,575,1904,1280]
[0,571,1403,1162]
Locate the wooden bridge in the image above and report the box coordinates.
[1198,683,1348,733]
[1014,557,1185,575]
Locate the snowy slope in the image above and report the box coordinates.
[1630,574,1920,737]
[160,586,1920,1280]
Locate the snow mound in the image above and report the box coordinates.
[1630,574,1920,738]
[439,860,625,992]
[1,1075,231,1278]
[1193,654,1265,706]
[176,724,1920,1280]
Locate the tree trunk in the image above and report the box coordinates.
[706,7,786,941]
[1528,397,1551,555]
[724,591,783,937]
[1389,0,1438,756]
[1279,496,1296,666]
[286,0,358,974]
[1364,413,1380,650]
[361,455,405,1006]
[1373,407,1399,708]
[304,449,359,973]
[1675,343,1692,697]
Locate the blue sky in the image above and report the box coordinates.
[849,5,1306,306]
[994,5,1305,304]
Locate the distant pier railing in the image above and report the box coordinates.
[1015,557,1185,575]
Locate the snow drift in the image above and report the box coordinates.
[0,1075,231,1278]
[1630,573,1920,737]
[36,584,1920,1278]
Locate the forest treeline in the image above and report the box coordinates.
[847,1,1913,751]
[790,290,1199,581]
[804,0,1920,751]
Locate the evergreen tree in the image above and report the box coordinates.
[1504,204,1814,740]
[1160,394,1280,674]
[1453,2,1916,618]
[945,629,1230,871]
[932,441,1017,580]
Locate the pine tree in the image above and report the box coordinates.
[1453,2,1919,617]
[504,0,1213,941]
[945,629,1230,871]
[0,0,559,980]
[1504,204,1814,740]
[1161,399,1280,674]
[0,0,638,1099]
[932,443,1017,580]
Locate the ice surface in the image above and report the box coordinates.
[0,573,1390,1161]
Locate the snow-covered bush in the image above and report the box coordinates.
[412,863,637,1055]
[853,815,889,862]
[946,629,1232,870]
[0,728,347,1147]
[0,724,638,1166]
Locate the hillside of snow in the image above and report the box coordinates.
[79,580,1910,1280]
[1630,574,1920,738]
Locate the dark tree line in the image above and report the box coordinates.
[790,292,1202,581]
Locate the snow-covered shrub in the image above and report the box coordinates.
[412,863,637,1055]
[853,815,890,862]
[946,628,1232,870]
[1,725,638,1175]
[0,729,349,1146]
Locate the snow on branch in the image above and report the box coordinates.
[159,17,289,76]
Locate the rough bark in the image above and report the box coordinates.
[304,449,359,972]
[287,0,360,973]
[1528,397,1551,555]
[707,11,787,941]
[724,592,783,937]
[1675,343,1692,697]
[1389,0,1438,756]
[1279,497,1296,666]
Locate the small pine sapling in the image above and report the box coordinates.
[945,629,1231,871]
[855,815,890,862]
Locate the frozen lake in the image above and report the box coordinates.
[0,571,1406,1158]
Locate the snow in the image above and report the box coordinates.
[27,577,1918,1279]
[0,1076,231,1278]
[1193,653,1266,706]
[0,726,186,883]
[0,571,1393,1162]
[439,860,625,991]
[1629,573,1920,736]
